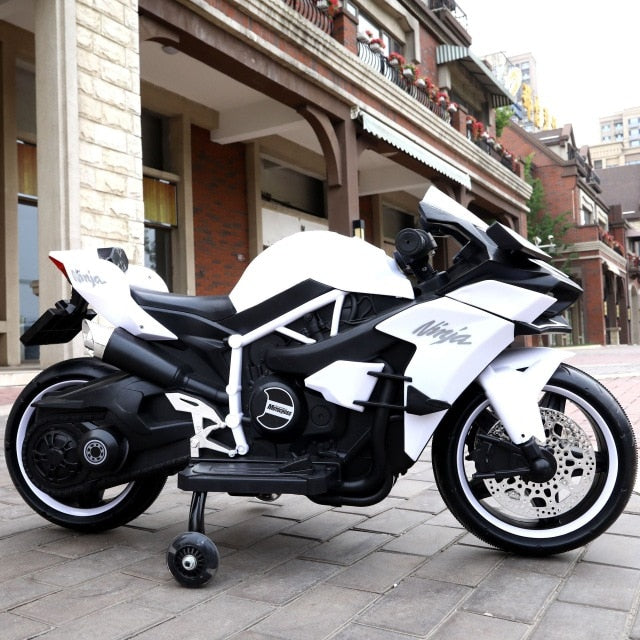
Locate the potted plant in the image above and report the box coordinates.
[402,62,416,79]
[369,37,385,54]
[436,90,449,107]
[316,0,341,16]
[388,52,405,67]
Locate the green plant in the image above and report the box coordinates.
[495,106,514,138]
[523,155,575,271]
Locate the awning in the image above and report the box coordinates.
[354,110,471,189]
[603,258,625,277]
[436,45,515,108]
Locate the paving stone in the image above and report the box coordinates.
[0,612,50,640]
[429,610,529,640]
[336,497,404,518]
[358,576,470,635]
[244,533,317,569]
[23,602,170,640]
[425,509,464,528]
[13,572,155,624]
[329,550,424,593]
[398,489,448,514]
[582,533,640,569]
[283,510,366,541]
[463,565,560,623]
[205,502,277,527]
[253,584,376,640]
[303,529,391,565]
[209,514,293,548]
[500,548,582,577]
[332,622,420,639]
[0,576,58,611]
[557,562,640,610]
[0,549,65,580]
[355,507,428,535]
[0,526,68,559]
[262,495,331,521]
[414,545,505,586]
[32,545,151,587]
[630,606,640,639]
[389,479,435,499]
[382,523,462,556]
[528,601,628,640]
[605,511,640,537]
[134,593,274,640]
[229,558,338,604]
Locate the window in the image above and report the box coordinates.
[142,110,177,289]
[601,124,611,132]
[261,158,325,218]
[357,8,403,54]
[629,117,640,126]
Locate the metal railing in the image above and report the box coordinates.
[283,0,333,34]
[357,42,450,123]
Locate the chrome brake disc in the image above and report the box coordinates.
[482,408,597,518]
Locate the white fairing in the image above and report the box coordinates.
[229,231,414,312]
[305,361,385,411]
[447,281,557,323]
[377,297,515,460]
[49,250,176,340]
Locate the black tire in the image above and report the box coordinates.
[432,363,637,555]
[167,531,219,587]
[4,357,167,533]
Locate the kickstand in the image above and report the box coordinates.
[188,491,208,534]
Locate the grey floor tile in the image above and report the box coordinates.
[358,576,470,636]
[463,566,560,623]
[429,610,529,640]
[329,550,424,593]
[557,562,640,610]
[253,584,376,640]
[414,544,505,586]
[528,601,628,640]
[383,523,462,556]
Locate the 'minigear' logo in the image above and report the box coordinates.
[257,387,295,431]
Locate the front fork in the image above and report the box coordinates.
[477,347,570,445]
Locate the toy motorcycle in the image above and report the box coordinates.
[6,187,636,587]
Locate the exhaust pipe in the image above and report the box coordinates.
[83,319,229,405]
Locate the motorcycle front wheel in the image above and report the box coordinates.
[4,358,167,533]
[432,363,637,555]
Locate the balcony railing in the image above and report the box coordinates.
[628,252,640,277]
[283,0,333,34]
[428,0,468,31]
[358,42,451,123]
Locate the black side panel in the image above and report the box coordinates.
[34,372,196,448]
[264,307,412,376]
[224,280,334,334]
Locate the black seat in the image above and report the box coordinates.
[130,287,236,322]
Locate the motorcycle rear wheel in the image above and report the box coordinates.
[432,363,637,555]
[4,358,167,533]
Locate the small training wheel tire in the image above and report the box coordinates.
[167,531,219,587]
[256,493,281,502]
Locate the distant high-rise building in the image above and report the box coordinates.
[591,106,640,168]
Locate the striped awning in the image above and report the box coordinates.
[354,110,471,189]
[436,45,515,108]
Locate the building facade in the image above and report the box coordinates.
[591,106,640,168]
[501,122,628,345]
[0,0,531,368]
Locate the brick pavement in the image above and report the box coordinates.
[1,346,640,639]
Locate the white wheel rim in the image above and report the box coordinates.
[457,384,618,539]
[16,379,134,517]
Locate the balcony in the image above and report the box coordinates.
[357,43,451,123]
[283,0,333,34]
[628,252,640,278]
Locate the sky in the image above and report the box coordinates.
[462,1,640,147]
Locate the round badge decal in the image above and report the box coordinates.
[257,387,295,431]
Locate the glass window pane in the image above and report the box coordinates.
[144,226,172,289]
[19,201,39,361]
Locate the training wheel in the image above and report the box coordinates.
[256,493,281,502]
[167,531,219,587]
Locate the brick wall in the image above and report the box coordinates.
[191,125,249,295]
[75,0,144,261]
